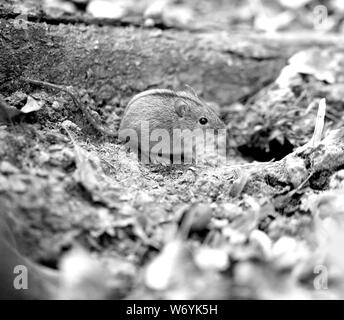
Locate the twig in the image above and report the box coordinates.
[296,98,327,153]
[287,171,314,197]
[310,98,327,148]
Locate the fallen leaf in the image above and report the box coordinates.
[20,96,45,113]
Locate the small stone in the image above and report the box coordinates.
[0,161,20,174]
[144,18,156,28]
[222,227,246,245]
[51,101,61,110]
[285,155,308,188]
[180,170,195,183]
[194,247,229,271]
[9,177,27,193]
[35,169,49,177]
[61,120,80,131]
[272,236,297,257]
[62,148,75,161]
[119,204,137,216]
[0,175,9,191]
[155,174,164,182]
[54,171,67,180]
[149,29,162,38]
[136,192,154,203]
[49,154,63,166]
[272,236,308,269]
[329,170,344,189]
[249,230,272,258]
[104,105,113,112]
[37,151,50,165]
[315,191,344,220]
[46,131,69,144]
[48,145,64,152]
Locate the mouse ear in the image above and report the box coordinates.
[174,99,189,118]
[184,84,198,98]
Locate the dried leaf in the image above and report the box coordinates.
[20,96,45,113]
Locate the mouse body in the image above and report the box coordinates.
[119,89,226,164]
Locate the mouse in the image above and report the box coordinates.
[118,88,226,164]
[21,79,226,164]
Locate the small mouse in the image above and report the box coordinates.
[22,79,226,164]
[119,88,226,164]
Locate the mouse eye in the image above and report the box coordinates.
[199,117,208,125]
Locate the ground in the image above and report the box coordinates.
[1,0,344,299]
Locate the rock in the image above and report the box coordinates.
[285,155,308,188]
[0,175,9,191]
[87,0,129,19]
[9,176,27,193]
[0,161,20,174]
[155,174,164,182]
[329,170,344,189]
[272,236,309,269]
[61,120,80,131]
[249,229,272,258]
[314,190,344,221]
[194,247,229,271]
